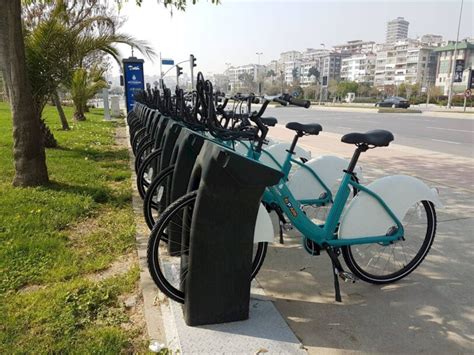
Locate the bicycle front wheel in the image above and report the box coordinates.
[342,200,436,284]
[143,165,174,230]
[147,191,268,303]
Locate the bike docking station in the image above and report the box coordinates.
[181,140,283,326]
[128,70,442,352]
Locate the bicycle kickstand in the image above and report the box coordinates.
[325,247,357,303]
[328,250,343,302]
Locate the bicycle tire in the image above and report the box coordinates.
[342,200,436,284]
[131,127,146,154]
[143,165,175,230]
[137,149,162,199]
[147,191,268,303]
[134,140,153,173]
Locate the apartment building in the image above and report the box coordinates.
[279,51,302,65]
[434,40,474,95]
[289,49,344,86]
[225,64,266,90]
[386,17,409,43]
[420,34,444,47]
[333,40,376,54]
[341,53,377,83]
[374,39,437,89]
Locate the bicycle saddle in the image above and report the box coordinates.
[261,117,277,127]
[341,129,394,147]
[286,122,322,135]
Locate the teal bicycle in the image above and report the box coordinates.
[147,104,442,304]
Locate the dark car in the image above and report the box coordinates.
[375,96,410,108]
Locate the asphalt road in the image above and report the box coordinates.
[265,107,474,158]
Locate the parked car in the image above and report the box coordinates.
[375,96,410,108]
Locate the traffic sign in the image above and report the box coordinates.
[465,89,472,98]
[161,59,174,65]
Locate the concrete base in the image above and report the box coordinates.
[160,262,306,354]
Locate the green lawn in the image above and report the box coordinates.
[0,102,145,353]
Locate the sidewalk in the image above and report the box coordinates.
[261,126,474,354]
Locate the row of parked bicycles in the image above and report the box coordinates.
[127,73,442,304]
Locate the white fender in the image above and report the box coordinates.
[253,203,274,243]
[287,155,362,200]
[338,175,442,239]
[259,143,311,170]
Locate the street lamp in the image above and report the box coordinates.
[447,0,464,109]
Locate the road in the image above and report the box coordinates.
[265,107,474,158]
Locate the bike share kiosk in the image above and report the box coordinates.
[122,57,145,113]
[181,141,282,326]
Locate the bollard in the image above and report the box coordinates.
[103,88,111,121]
[182,141,282,326]
[111,96,121,117]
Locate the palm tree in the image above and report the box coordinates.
[70,67,108,121]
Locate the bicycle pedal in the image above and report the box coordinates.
[338,271,358,283]
[281,222,293,231]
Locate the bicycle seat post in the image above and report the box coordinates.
[287,132,303,155]
[346,143,368,174]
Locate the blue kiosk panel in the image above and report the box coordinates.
[123,57,145,113]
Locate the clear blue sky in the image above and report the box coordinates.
[113,0,473,77]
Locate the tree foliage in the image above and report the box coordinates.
[23,0,156,125]
[308,66,319,83]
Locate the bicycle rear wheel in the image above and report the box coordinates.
[342,200,436,284]
[147,191,268,303]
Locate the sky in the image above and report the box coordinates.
[111,0,473,78]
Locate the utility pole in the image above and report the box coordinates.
[319,44,325,105]
[190,54,197,90]
[256,52,263,94]
[447,0,464,109]
[159,52,163,90]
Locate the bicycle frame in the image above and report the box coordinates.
[265,149,405,247]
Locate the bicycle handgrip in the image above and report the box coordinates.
[288,97,311,108]
[273,98,288,106]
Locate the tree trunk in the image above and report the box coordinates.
[73,109,86,121]
[52,91,70,130]
[0,0,49,186]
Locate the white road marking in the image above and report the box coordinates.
[336,126,352,130]
[427,126,473,133]
[431,139,462,145]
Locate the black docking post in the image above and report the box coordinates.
[182,141,282,326]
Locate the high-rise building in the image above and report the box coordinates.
[386,17,409,43]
